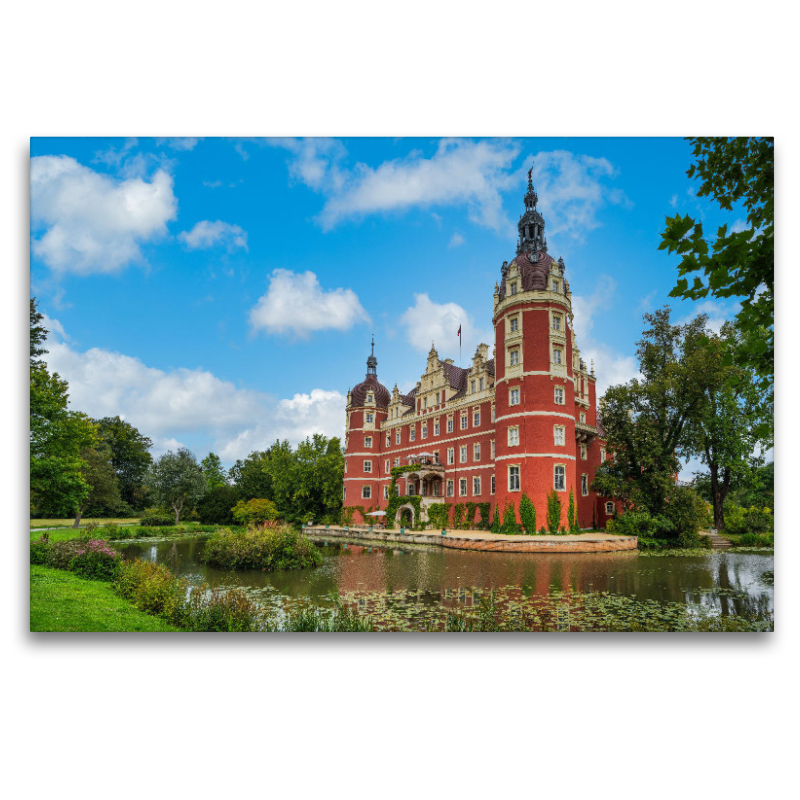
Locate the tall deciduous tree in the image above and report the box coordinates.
[72,444,122,528]
[660,137,773,404]
[30,297,48,367]
[94,416,153,509]
[147,448,207,525]
[201,452,227,489]
[228,450,274,500]
[592,308,710,515]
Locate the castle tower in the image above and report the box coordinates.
[493,169,581,528]
[343,337,390,514]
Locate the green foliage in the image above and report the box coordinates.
[75,443,124,521]
[185,586,260,632]
[30,297,48,367]
[567,489,579,533]
[147,447,207,524]
[501,500,519,534]
[93,416,153,510]
[427,503,450,529]
[232,498,279,526]
[491,506,501,533]
[30,538,51,565]
[201,524,323,571]
[662,485,708,547]
[518,492,536,535]
[196,484,242,525]
[723,503,773,535]
[228,449,274,501]
[453,503,466,528]
[476,502,491,530]
[538,526,547,535]
[201,452,228,490]
[659,137,773,399]
[114,560,190,623]
[68,540,121,581]
[385,472,422,529]
[139,512,175,526]
[546,491,562,534]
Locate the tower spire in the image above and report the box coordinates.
[517,164,546,256]
[366,335,377,376]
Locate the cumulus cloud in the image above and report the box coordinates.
[41,318,346,462]
[676,299,738,335]
[31,155,177,275]
[249,269,370,338]
[448,232,465,248]
[571,275,640,397]
[178,220,248,251]
[528,150,631,242]
[400,293,494,359]
[268,137,348,192]
[156,137,200,151]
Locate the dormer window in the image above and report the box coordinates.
[471,379,476,394]
[551,279,560,293]
[367,392,374,403]
[510,281,518,295]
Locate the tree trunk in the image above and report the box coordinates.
[72,511,82,529]
[174,506,180,526]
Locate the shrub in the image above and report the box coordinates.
[114,560,188,623]
[427,503,449,529]
[45,539,89,570]
[662,485,708,547]
[501,500,519,534]
[546,491,562,534]
[491,506,501,533]
[30,537,51,565]
[232,498,279,526]
[453,503,466,529]
[69,539,121,581]
[186,586,259,632]
[139,513,175,527]
[196,485,242,525]
[539,526,547,535]
[519,492,536,535]
[201,524,323,571]
[724,503,773,535]
[477,502,491,530]
[567,489,580,533]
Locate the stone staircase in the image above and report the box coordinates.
[700,529,732,549]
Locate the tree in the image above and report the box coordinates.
[30,299,96,517]
[567,489,579,533]
[684,323,772,529]
[147,448,207,525]
[519,492,537,535]
[196,484,242,525]
[501,500,518,534]
[201,452,227,490]
[94,416,153,509]
[232,498,279,526]
[229,449,274,500]
[660,137,773,402]
[72,444,122,527]
[491,505,501,533]
[592,308,710,515]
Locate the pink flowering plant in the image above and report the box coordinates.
[68,539,122,581]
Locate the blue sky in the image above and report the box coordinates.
[30,136,749,474]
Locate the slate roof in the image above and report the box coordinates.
[351,374,391,408]
[498,249,555,301]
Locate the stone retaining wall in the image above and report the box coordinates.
[304,526,637,554]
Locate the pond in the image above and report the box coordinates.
[115,535,774,631]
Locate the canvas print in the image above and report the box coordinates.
[29,137,774,632]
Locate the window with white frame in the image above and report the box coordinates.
[459,478,468,496]
[479,377,485,391]
[447,417,454,433]
[385,459,390,472]
[554,426,565,446]
[386,433,391,447]
[364,436,372,448]
[394,457,400,467]
[508,426,519,446]
[491,476,495,494]
[447,448,454,465]
[510,281,518,295]
[554,465,566,491]
[509,315,519,333]
[552,347,563,365]
[343,486,346,502]
[423,396,428,410]
[362,486,372,499]
[367,392,374,403]
[434,421,440,436]
[434,451,439,464]
[460,445,467,463]
[551,278,560,292]
[396,430,402,444]
[473,477,481,495]
[508,465,520,491]
[473,409,480,426]
[491,405,495,422]
[581,474,588,496]
[491,440,496,458]
[474,443,481,461]
[461,414,468,430]
[446,480,454,497]
[554,385,564,405]
[605,501,615,515]
[471,379,476,394]
[364,460,372,473]
[600,447,606,461]
[345,461,348,474]
[580,443,587,460]
[509,347,520,367]
[410,426,416,441]
[580,412,586,424]
[383,485,389,500]
[509,387,520,405]
[552,313,562,331]
[422,424,427,439]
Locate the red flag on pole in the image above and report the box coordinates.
[457,325,461,338]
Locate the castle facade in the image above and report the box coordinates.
[343,174,615,530]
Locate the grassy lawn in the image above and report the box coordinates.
[29,522,208,543]
[30,518,141,529]
[30,565,182,632]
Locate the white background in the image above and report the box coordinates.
[3,2,795,798]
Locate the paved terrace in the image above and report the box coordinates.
[304,525,638,554]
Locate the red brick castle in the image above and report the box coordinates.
[343,171,615,530]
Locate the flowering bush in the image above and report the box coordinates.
[69,539,121,580]
[201,524,322,571]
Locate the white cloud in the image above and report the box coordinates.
[268,137,348,192]
[528,150,631,243]
[676,299,738,335]
[178,220,248,251]
[730,218,748,234]
[156,137,200,151]
[571,275,640,397]
[400,293,494,359]
[249,269,370,338]
[31,155,177,275]
[41,318,346,463]
[448,232,465,248]
[669,194,679,208]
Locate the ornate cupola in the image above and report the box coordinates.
[350,336,391,408]
[516,164,547,256]
[366,335,378,376]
